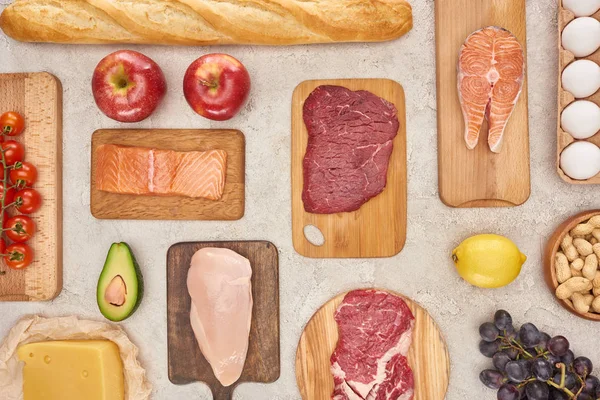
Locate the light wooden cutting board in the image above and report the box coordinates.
[167,241,280,400]
[91,129,245,220]
[435,0,530,207]
[296,289,450,399]
[291,79,407,258]
[0,73,62,301]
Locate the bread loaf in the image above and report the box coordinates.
[0,0,413,45]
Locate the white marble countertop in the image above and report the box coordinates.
[1,1,597,399]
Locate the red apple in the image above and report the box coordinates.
[92,50,166,123]
[183,54,251,121]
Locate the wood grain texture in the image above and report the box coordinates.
[0,73,62,301]
[544,210,600,321]
[295,289,450,400]
[291,79,407,258]
[557,3,600,184]
[90,129,245,220]
[167,241,280,400]
[435,0,531,208]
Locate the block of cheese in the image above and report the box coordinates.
[17,340,124,400]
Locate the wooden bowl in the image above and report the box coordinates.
[545,210,600,321]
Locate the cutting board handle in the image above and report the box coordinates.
[211,384,234,400]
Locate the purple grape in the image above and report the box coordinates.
[494,352,513,372]
[525,381,549,400]
[578,394,593,400]
[553,372,578,391]
[538,332,551,351]
[497,383,520,400]
[480,339,501,358]
[505,360,530,383]
[519,323,541,347]
[481,322,501,342]
[560,350,574,367]
[480,369,505,389]
[546,353,561,368]
[583,375,600,395]
[495,310,513,331]
[549,389,569,400]
[532,358,553,381]
[548,336,570,357]
[574,357,594,377]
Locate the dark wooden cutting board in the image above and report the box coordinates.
[167,241,280,400]
[91,129,245,220]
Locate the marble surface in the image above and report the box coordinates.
[0,1,597,399]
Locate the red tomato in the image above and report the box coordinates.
[4,243,33,270]
[1,141,24,165]
[9,162,37,188]
[4,215,35,243]
[0,112,25,137]
[0,238,6,255]
[14,189,42,214]
[0,182,16,206]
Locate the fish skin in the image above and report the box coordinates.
[96,144,227,200]
[458,26,524,153]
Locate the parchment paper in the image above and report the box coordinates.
[0,315,152,400]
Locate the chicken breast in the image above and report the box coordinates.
[186,248,253,387]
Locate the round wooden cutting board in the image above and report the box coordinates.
[295,290,450,400]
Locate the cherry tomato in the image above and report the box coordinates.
[0,238,6,255]
[9,162,37,188]
[4,243,33,270]
[0,112,24,137]
[4,215,35,243]
[0,182,16,205]
[1,141,24,165]
[14,188,42,214]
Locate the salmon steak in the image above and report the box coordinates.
[96,144,227,200]
[458,26,524,153]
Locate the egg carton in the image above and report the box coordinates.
[558,1,600,184]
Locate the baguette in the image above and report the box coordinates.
[0,0,413,45]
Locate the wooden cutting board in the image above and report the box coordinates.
[90,129,245,220]
[435,0,531,208]
[167,241,280,400]
[296,290,450,400]
[291,79,407,258]
[0,73,62,301]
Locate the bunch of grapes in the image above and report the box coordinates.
[479,310,599,400]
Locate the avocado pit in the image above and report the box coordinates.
[104,275,127,307]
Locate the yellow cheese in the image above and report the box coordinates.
[17,340,124,400]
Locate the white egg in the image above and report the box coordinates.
[562,17,600,57]
[561,100,600,139]
[563,0,600,17]
[562,60,600,98]
[560,141,600,180]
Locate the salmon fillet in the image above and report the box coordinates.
[96,144,227,200]
[458,26,524,153]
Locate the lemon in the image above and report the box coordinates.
[452,234,527,288]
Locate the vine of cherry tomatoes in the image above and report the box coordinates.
[0,111,42,271]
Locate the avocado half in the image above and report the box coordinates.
[96,243,144,322]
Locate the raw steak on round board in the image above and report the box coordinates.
[302,85,399,214]
[331,289,415,400]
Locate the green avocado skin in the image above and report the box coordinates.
[96,242,144,322]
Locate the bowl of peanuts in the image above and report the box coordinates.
[545,210,600,321]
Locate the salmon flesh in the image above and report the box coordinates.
[458,26,524,153]
[96,144,227,200]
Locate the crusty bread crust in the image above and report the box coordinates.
[0,0,413,45]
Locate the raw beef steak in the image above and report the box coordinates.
[331,289,415,400]
[302,85,399,214]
